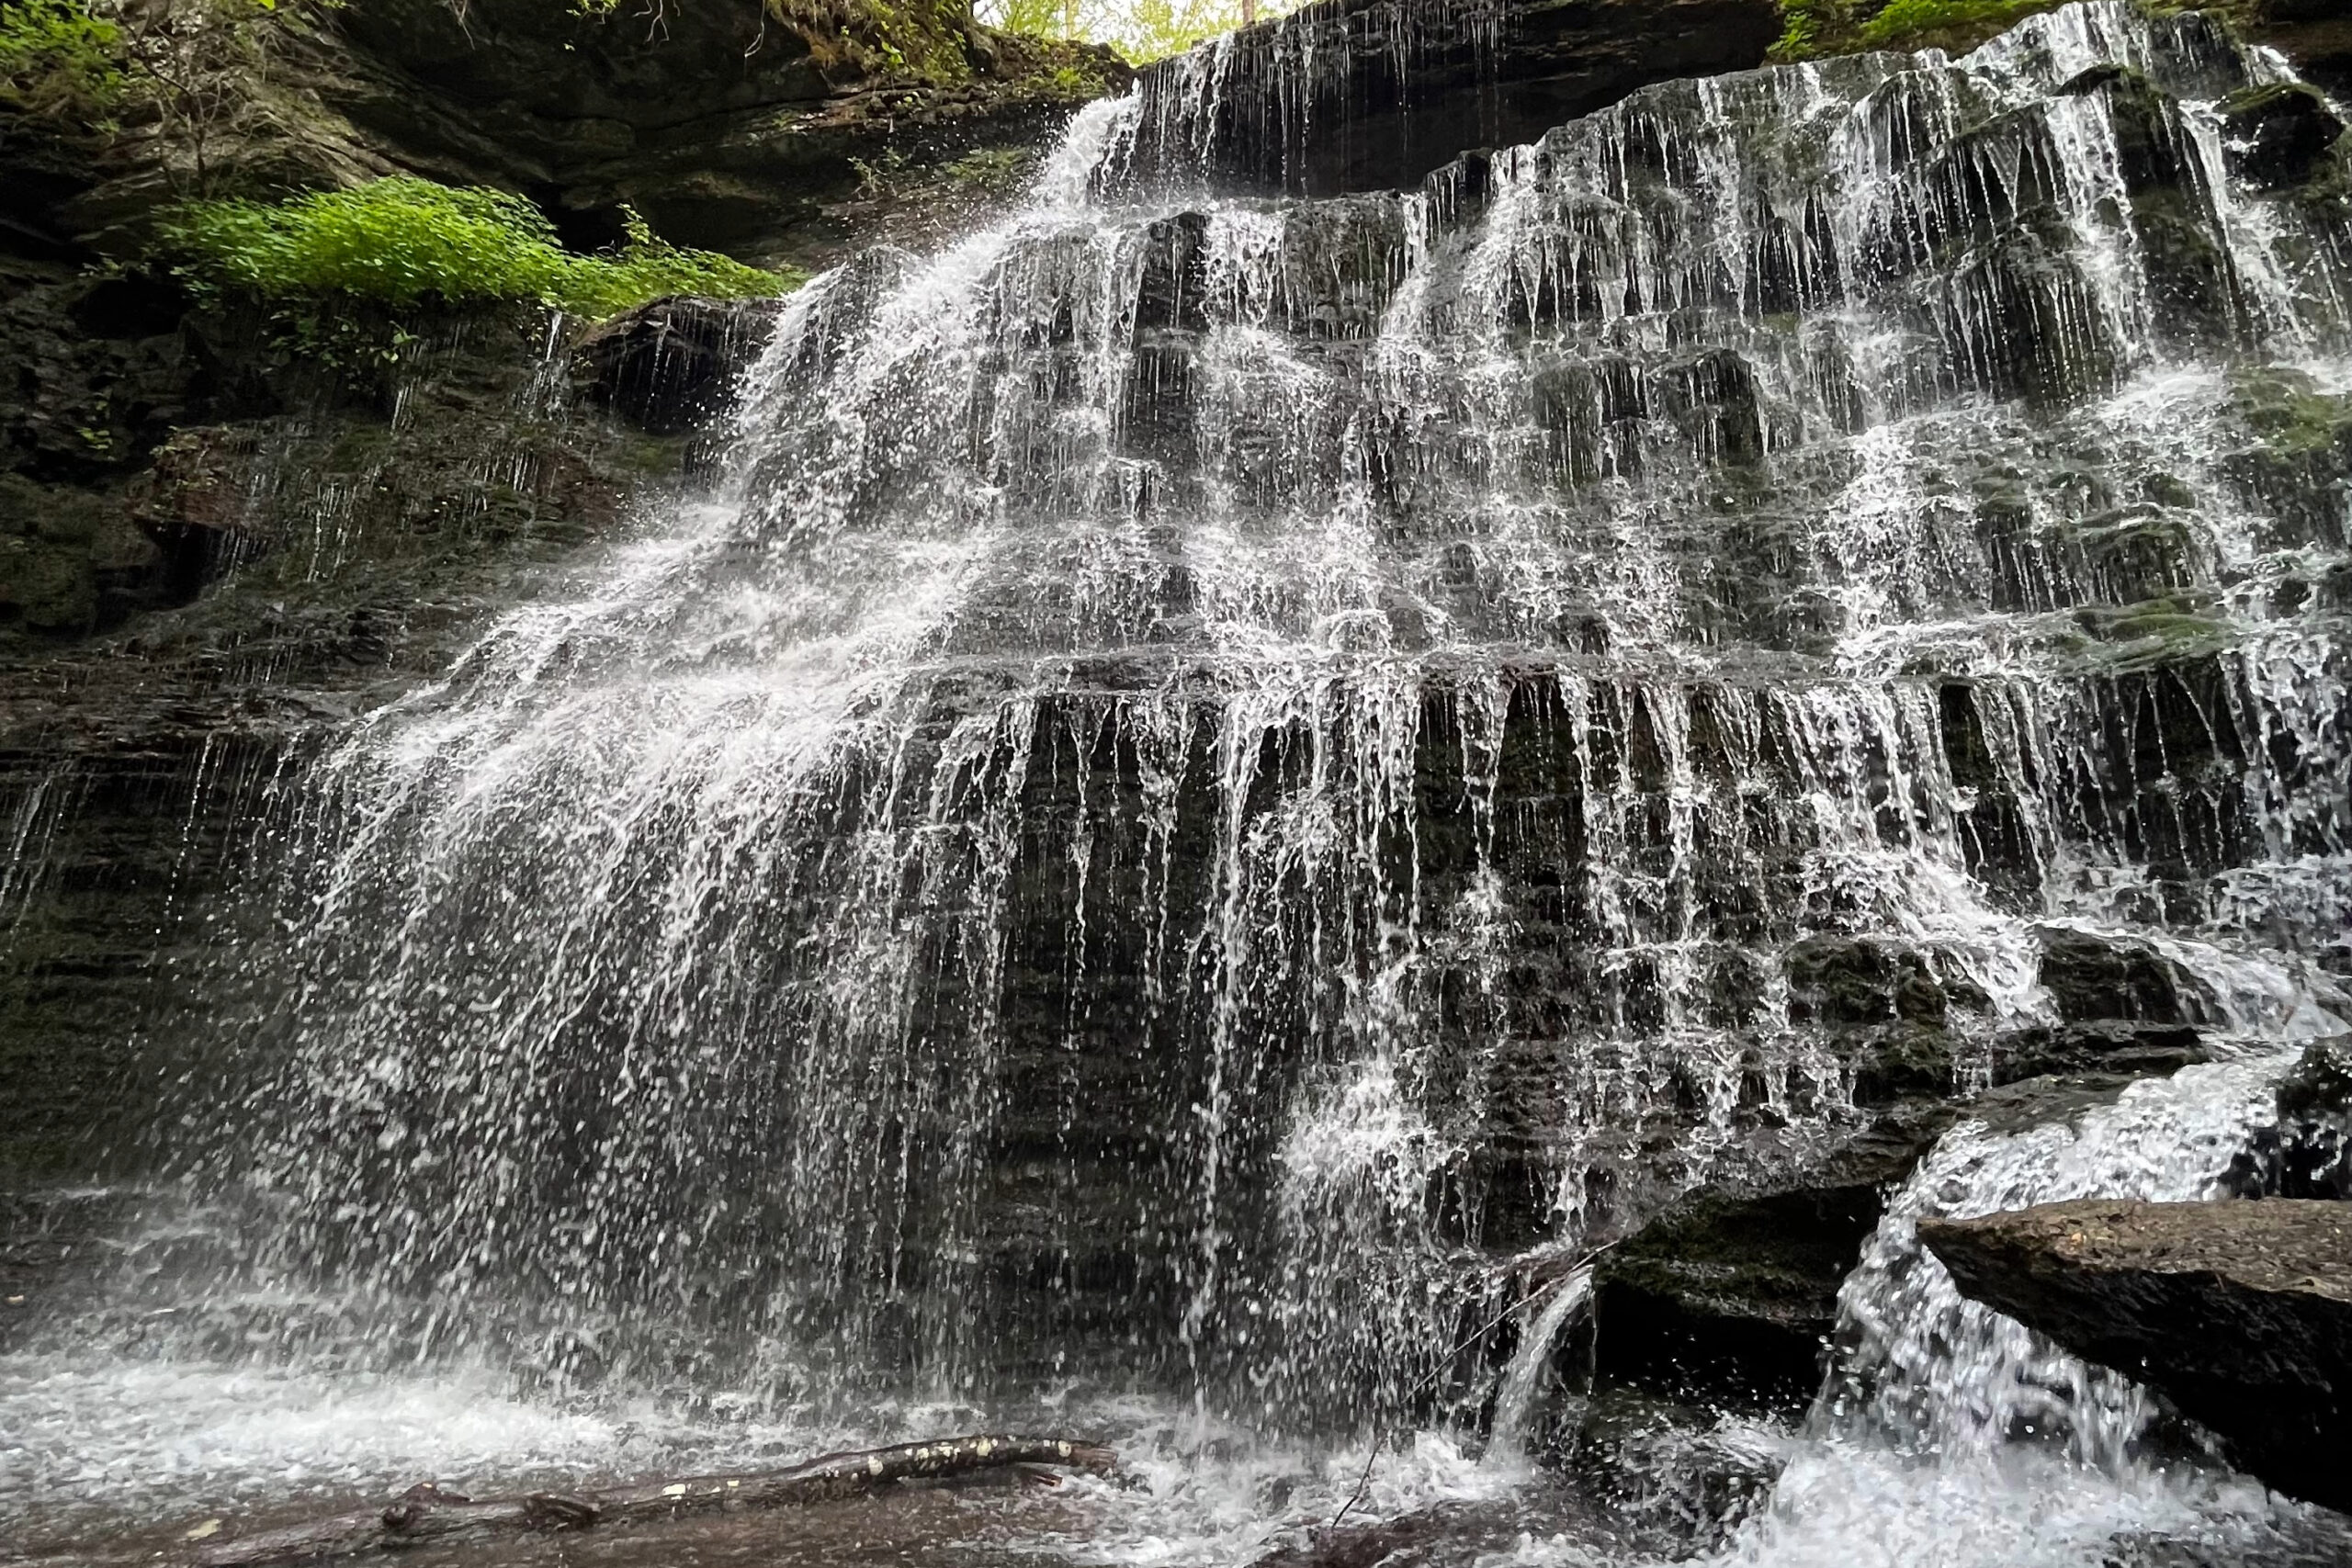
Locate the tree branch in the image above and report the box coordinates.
[186,1433,1120,1567]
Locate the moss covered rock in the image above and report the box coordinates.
[2218,80,2345,191]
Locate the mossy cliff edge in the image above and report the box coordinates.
[0,0,1125,1179]
[1770,0,2348,79]
[0,0,1129,656]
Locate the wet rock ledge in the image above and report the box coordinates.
[1921,1197,2352,1515]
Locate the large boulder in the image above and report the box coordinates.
[1592,1179,1892,1406]
[1584,1063,2214,1414]
[1919,1197,2352,1515]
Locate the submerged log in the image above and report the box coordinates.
[186,1433,1119,1566]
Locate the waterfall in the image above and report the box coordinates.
[1487,1262,1595,1461]
[7,2,2352,1562]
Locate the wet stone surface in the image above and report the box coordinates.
[6,2,2352,1565]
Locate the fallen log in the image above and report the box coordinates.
[184,1432,1119,1567]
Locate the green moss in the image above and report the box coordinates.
[1771,0,2069,62]
[2058,594,2234,673]
[1029,59,1119,96]
[1860,0,2062,48]
[766,0,983,86]
[1857,1023,1959,1103]
[2098,606,2222,642]
[2219,81,2320,118]
[2228,367,2352,457]
[158,177,803,321]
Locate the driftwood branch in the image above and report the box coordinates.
[184,1433,1119,1567]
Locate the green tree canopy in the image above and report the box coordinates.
[978,0,1303,64]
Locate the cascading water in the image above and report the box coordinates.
[6,3,2352,1563]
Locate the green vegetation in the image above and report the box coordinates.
[768,0,979,84]
[1860,0,2058,46]
[980,0,1301,65]
[0,0,123,111]
[1771,0,2066,62]
[159,176,800,320]
[944,146,1031,192]
[1,0,284,193]
[2070,595,2233,662]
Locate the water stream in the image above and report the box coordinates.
[5,3,2351,1563]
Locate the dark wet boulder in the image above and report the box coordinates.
[1585,1058,2244,1417]
[1991,1020,2210,1087]
[1786,937,1966,1029]
[2222,367,2352,549]
[2033,927,2214,1025]
[1780,937,1989,1104]
[2218,82,2345,192]
[1920,1197,2352,1516]
[2228,1041,2352,1201]
[126,425,273,593]
[1591,1175,1897,1407]
[574,295,787,434]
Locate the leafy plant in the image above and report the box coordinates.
[0,0,124,112]
[978,0,1299,64]
[849,144,910,199]
[1858,0,2056,47]
[944,147,1029,192]
[1770,0,1826,60]
[159,176,800,321]
[0,0,286,193]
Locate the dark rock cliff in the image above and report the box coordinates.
[1122,0,1786,196]
[24,0,1127,267]
[1115,0,2350,200]
[0,0,1120,1179]
[5,0,2352,1457]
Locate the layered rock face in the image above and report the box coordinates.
[1123,0,1783,196]
[307,0,1127,265]
[74,4,2334,1446]
[0,0,1107,1178]
[1114,0,2352,201]
[1921,1197,2352,1512]
[18,0,1125,269]
[0,299,694,1174]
